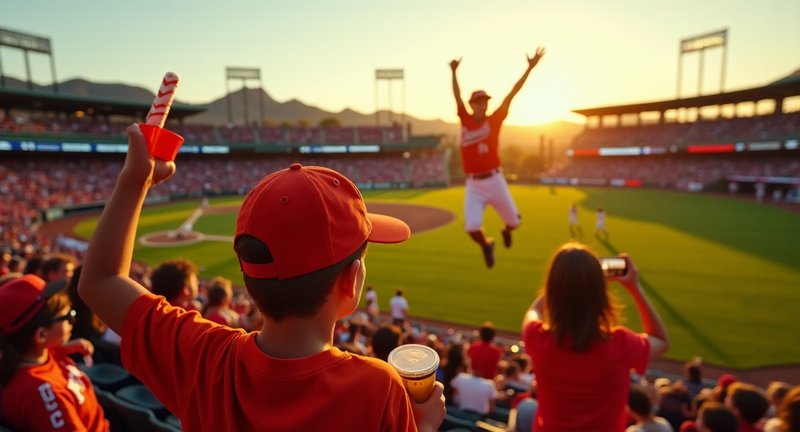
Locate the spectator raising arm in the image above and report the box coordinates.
[78,124,176,331]
[613,254,670,360]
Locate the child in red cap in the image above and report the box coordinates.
[0,274,107,431]
[79,124,446,431]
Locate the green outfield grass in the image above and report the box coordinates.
[74,186,800,369]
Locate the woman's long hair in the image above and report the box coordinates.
[0,290,71,386]
[442,343,466,402]
[542,243,619,353]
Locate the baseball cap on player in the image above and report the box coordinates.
[235,163,411,280]
[469,90,491,102]
[0,274,68,334]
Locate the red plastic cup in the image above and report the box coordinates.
[139,124,185,161]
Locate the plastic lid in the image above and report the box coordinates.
[387,344,440,378]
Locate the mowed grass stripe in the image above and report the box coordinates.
[73,186,800,368]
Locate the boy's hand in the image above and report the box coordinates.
[121,124,176,186]
[412,381,446,432]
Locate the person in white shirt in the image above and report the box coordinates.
[364,286,379,323]
[389,289,409,326]
[627,384,674,432]
[569,204,582,239]
[448,344,497,415]
[595,207,608,240]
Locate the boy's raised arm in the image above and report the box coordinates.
[78,124,176,331]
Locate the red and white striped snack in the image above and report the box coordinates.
[146,72,180,128]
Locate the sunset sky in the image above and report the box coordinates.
[2,0,799,125]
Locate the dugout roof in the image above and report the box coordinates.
[573,71,800,117]
[0,86,205,119]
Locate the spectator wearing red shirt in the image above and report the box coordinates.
[0,274,108,431]
[467,322,503,379]
[78,125,445,431]
[522,243,669,431]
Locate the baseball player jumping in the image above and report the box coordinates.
[450,47,545,268]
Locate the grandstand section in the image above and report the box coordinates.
[545,72,800,198]
[0,87,449,256]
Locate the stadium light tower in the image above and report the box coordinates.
[375,68,406,126]
[677,28,728,98]
[225,67,264,126]
[0,28,59,92]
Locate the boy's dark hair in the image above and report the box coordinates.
[371,324,401,361]
[150,259,197,302]
[728,383,769,424]
[627,385,652,417]
[42,254,73,279]
[235,235,366,322]
[479,322,496,342]
[699,402,739,432]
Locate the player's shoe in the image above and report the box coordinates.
[482,238,496,269]
[502,228,512,249]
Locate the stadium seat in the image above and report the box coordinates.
[95,386,156,432]
[166,415,182,429]
[147,416,182,432]
[485,407,510,423]
[116,384,169,420]
[84,363,134,392]
[476,420,508,432]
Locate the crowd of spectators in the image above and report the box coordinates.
[2,243,797,431]
[0,152,447,256]
[573,111,800,149]
[0,114,407,145]
[544,154,800,191]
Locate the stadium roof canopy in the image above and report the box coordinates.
[572,73,800,117]
[0,86,205,119]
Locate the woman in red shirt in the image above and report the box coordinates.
[0,274,109,431]
[522,243,669,432]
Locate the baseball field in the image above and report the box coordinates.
[72,185,800,369]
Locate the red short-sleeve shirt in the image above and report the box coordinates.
[467,341,503,380]
[523,320,650,432]
[121,293,417,431]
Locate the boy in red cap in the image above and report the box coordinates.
[0,274,107,431]
[449,47,545,268]
[79,124,445,431]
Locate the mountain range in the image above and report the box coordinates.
[2,76,584,151]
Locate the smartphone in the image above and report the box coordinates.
[600,257,627,277]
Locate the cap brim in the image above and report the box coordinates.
[367,213,411,244]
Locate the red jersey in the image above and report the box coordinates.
[121,293,417,431]
[523,320,650,432]
[467,341,503,380]
[1,349,109,431]
[458,105,508,174]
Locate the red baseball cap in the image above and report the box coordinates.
[0,274,68,334]
[469,90,491,102]
[235,163,411,280]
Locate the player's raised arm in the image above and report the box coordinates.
[78,124,176,331]
[498,47,545,116]
[450,57,466,114]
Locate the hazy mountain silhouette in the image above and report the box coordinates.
[1,76,584,150]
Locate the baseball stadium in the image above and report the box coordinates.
[1,16,799,432]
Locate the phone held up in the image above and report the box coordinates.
[600,257,627,277]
